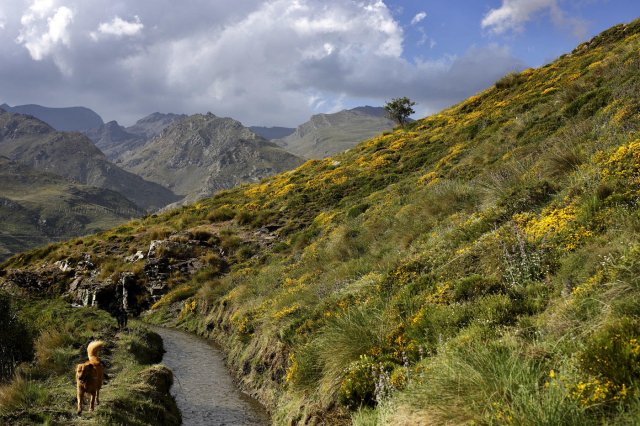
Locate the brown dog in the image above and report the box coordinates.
[75,340,105,414]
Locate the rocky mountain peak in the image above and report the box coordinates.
[118,112,303,204]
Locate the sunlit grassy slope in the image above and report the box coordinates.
[3,19,640,424]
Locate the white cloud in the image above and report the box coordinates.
[1,0,521,127]
[482,0,587,37]
[16,1,73,61]
[411,11,427,25]
[90,15,143,40]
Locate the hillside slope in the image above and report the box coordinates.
[0,110,180,210]
[2,19,640,425]
[120,113,303,204]
[275,106,396,158]
[0,157,142,261]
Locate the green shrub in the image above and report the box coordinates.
[495,72,525,90]
[207,206,236,222]
[189,229,218,243]
[452,275,504,301]
[0,293,34,382]
[339,355,395,410]
[579,318,640,387]
[347,203,370,218]
[236,210,255,225]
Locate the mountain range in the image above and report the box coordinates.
[0,109,179,211]
[1,101,398,260]
[118,113,303,205]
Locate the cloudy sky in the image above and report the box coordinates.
[0,0,636,126]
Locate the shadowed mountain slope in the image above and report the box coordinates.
[0,110,180,210]
[249,126,295,140]
[84,120,147,160]
[0,157,142,261]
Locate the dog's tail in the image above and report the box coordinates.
[87,340,105,359]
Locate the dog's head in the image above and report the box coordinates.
[76,363,95,384]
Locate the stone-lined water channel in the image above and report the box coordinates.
[153,327,269,426]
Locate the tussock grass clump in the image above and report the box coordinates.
[32,329,75,376]
[207,205,236,222]
[392,340,590,425]
[0,375,46,416]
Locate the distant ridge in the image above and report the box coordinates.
[85,112,187,161]
[275,106,396,158]
[126,112,187,140]
[249,126,296,140]
[0,103,103,132]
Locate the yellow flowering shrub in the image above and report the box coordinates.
[426,282,452,304]
[434,143,464,171]
[272,304,300,319]
[418,171,438,186]
[578,318,640,397]
[514,204,577,241]
[178,299,198,321]
[599,139,640,185]
[570,377,624,406]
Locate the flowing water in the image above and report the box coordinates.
[153,327,269,426]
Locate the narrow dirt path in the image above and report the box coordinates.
[153,327,269,426]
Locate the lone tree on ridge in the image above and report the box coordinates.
[384,97,416,128]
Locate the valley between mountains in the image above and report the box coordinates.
[2,18,640,426]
